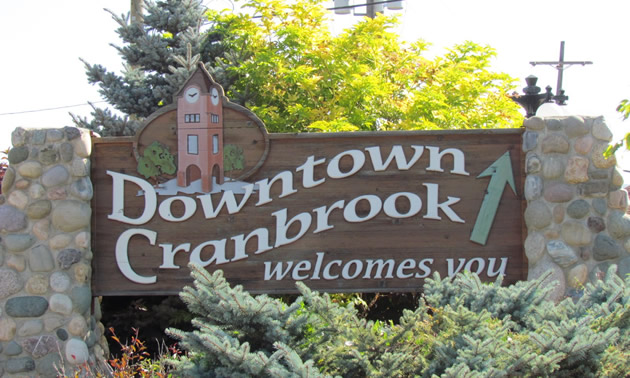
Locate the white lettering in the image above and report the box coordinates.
[383,192,422,218]
[426,146,470,176]
[273,209,312,248]
[231,228,272,261]
[197,184,254,219]
[312,200,345,233]
[487,258,508,277]
[190,239,228,267]
[158,196,196,222]
[327,149,365,179]
[343,194,381,223]
[341,260,363,279]
[423,183,464,223]
[292,260,312,280]
[115,228,157,284]
[296,155,327,188]
[323,260,342,279]
[365,145,424,171]
[415,258,434,278]
[108,171,157,225]
[256,171,297,206]
[396,258,416,278]
[464,257,485,274]
[263,261,294,280]
[158,242,190,269]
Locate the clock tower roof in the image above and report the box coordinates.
[174,62,224,99]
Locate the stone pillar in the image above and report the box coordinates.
[0,127,107,376]
[523,116,630,301]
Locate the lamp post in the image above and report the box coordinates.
[509,75,554,118]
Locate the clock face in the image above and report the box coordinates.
[211,87,220,106]
[185,86,200,103]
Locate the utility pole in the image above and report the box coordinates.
[131,0,144,24]
[530,41,592,100]
[366,0,376,19]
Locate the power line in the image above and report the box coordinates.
[0,101,106,117]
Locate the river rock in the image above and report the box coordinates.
[66,338,89,365]
[26,199,52,219]
[4,233,36,252]
[528,256,566,302]
[526,154,541,173]
[577,181,609,197]
[561,221,591,246]
[72,286,92,314]
[524,232,545,264]
[574,135,594,155]
[1,167,15,193]
[544,183,574,203]
[565,115,588,138]
[542,134,569,153]
[23,335,58,358]
[5,357,35,373]
[587,216,605,233]
[0,205,27,232]
[592,198,608,215]
[525,175,543,200]
[18,319,43,337]
[8,146,29,164]
[524,116,545,130]
[8,190,28,209]
[47,186,67,200]
[70,177,93,200]
[41,165,69,188]
[593,234,623,261]
[11,127,28,146]
[50,271,71,292]
[25,274,48,295]
[591,142,616,169]
[0,268,23,299]
[17,161,43,178]
[71,158,90,177]
[524,200,552,229]
[49,294,73,315]
[5,296,49,317]
[49,234,71,251]
[33,219,50,240]
[5,340,23,356]
[564,156,589,183]
[566,199,589,219]
[546,240,579,267]
[46,128,64,143]
[28,183,45,199]
[7,254,25,272]
[31,129,47,144]
[38,145,59,165]
[29,245,55,272]
[68,316,88,336]
[71,130,92,158]
[75,231,90,249]
[608,190,628,210]
[56,328,69,341]
[0,318,17,341]
[59,142,74,162]
[64,126,81,140]
[523,131,538,151]
[37,353,62,376]
[51,200,91,232]
[58,248,82,269]
[74,263,91,284]
[592,117,613,141]
[607,211,630,239]
[618,256,630,278]
[542,156,565,179]
[553,205,565,223]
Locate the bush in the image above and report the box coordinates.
[165,264,629,377]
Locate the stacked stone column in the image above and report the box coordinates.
[524,116,630,301]
[0,127,107,376]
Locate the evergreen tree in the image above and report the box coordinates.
[167,264,629,377]
[72,0,207,136]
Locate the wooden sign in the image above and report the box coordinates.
[91,65,526,296]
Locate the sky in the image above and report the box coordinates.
[1,0,629,166]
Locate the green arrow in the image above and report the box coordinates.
[470,151,516,245]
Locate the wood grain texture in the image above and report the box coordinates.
[92,129,525,296]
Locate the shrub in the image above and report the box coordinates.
[166,264,629,377]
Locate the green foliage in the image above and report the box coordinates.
[206,0,523,132]
[137,141,176,180]
[223,144,244,172]
[604,98,630,157]
[78,0,522,136]
[167,264,629,377]
[73,0,208,136]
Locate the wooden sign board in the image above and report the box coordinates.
[91,64,525,296]
[92,129,525,296]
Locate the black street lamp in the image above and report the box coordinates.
[509,75,554,118]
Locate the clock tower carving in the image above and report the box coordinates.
[175,63,224,192]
